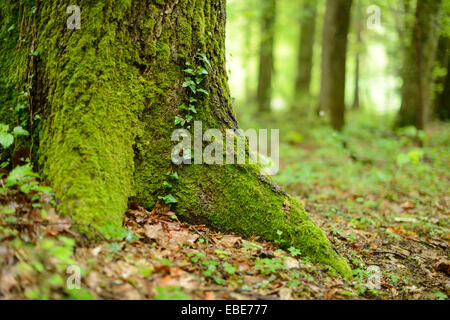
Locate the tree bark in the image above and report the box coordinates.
[319,0,353,131]
[352,0,362,110]
[434,35,450,121]
[396,0,443,129]
[293,0,317,107]
[0,0,350,275]
[256,0,276,113]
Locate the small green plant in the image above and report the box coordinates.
[255,257,287,275]
[0,123,29,149]
[155,286,190,300]
[158,194,178,204]
[428,291,448,300]
[288,246,301,257]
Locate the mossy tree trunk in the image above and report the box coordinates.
[396,0,442,129]
[256,0,276,113]
[293,0,317,110]
[319,0,352,131]
[0,0,350,275]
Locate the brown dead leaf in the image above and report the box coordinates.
[154,265,171,274]
[284,257,300,269]
[386,226,418,239]
[45,216,71,236]
[0,271,17,294]
[168,229,199,246]
[324,288,338,299]
[150,200,170,216]
[144,223,166,242]
[217,235,242,248]
[435,260,450,276]
[204,291,217,300]
[278,287,292,300]
[112,283,142,300]
[400,201,415,210]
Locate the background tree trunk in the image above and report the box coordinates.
[352,0,362,110]
[293,0,318,108]
[434,35,450,121]
[0,0,350,275]
[436,57,450,120]
[319,0,353,131]
[396,0,443,129]
[256,0,276,113]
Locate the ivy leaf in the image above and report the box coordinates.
[189,97,198,103]
[178,104,188,111]
[0,124,9,133]
[163,181,173,189]
[182,78,197,94]
[197,88,209,96]
[183,68,195,76]
[188,105,197,114]
[198,67,209,75]
[6,164,38,186]
[12,126,29,136]
[185,114,193,123]
[15,103,27,112]
[174,116,186,126]
[166,171,179,180]
[198,53,212,69]
[158,194,178,204]
[0,132,14,149]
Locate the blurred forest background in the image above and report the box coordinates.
[218,0,450,299]
[1,0,449,300]
[226,0,449,129]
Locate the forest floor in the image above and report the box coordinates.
[0,113,449,300]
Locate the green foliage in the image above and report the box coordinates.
[255,257,288,274]
[0,123,29,149]
[155,286,190,300]
[158,194,178,204]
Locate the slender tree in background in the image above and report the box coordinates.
[257,0,276,113]
[352,0,363,110]
[434,35,450,121]
[241,0,255,103]
[293,0,318,108]
[319,0,353,131]
[0,0,350,274]
[396,0,443,129]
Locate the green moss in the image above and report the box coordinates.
[167,163,351,276]
[1,1,351,275]
[128,1,351,275]
[34,1,144,230]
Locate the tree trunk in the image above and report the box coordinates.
[293,0,318,107]
[434,35,450,121]
[396,0,442,129]
[437,57,450,120]
[319,0,353,131]
[243,1,255,104]
[352,0,362,110]
[0,0,350,275]
[256,0,276,113]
